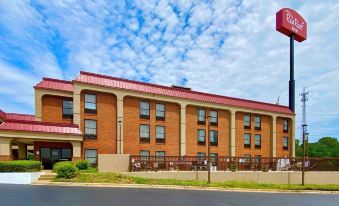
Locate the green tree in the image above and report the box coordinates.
[295,136,339,158]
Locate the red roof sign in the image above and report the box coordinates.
[276,8,307,42]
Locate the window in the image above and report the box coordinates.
[283,136,289,150]
[140,101,150,119]
[84,94,97,113]
[210,111,218,126]
[244,154,251,163]
[254,116,261,130]
[140,124,150,143]
[211,153,218,165]
[244,133,251,148]
[197,129,206,145]
[197,152,206,157]
[283,120,289,133]
[197,109,206,124]
[210,130,218,146]
[84,119,97,138]
[156,126,165,143]
[140,150,150,161]
[155,151,165,162]
[62,100,73,118]
[85,149,97,165]
[254,155,261,164]
[254,134,261,149]
[61,148,72,159]
[155,103,165,120]
[244,114,251,129]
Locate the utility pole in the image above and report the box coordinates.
[300,87,309,186]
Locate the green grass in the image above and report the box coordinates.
[54,172,339,191]
[79,167,98,173]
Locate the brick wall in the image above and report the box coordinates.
[276,117,291,157]
[185,105,230,156]
[41,95,73,124]
[123,96,180,156]
[80,91,117,156]
[235,112,271,157]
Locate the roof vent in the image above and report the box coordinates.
[171,85,191,91]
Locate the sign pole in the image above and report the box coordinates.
[289,34,295,112]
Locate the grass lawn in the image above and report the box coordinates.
[54,172,339,191]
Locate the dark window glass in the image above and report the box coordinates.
[244,115,251,129]
[140,101,150,119]
[283,136,289,150]
[283,120,289,132]
[61,148,72,159]
[156,104,165,120]
[84,94,97,113]
[62,100,73,118]
[156,126,165,143]
[197,109,206,124]
[140,124,150,143]
[155,151,165,162]
[254,116,261,130]
[197,152,206,157]
[210,130,218,146]
[244,133,251,148]
[85,119,97,138]
[140,150,150,161]
[244,154,251,163]
[85,149,97,165]
[210,111,218,125]
[254,134,261,148]
[197,129,206,145]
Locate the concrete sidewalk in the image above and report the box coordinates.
[31,181,339,195]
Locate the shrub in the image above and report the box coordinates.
[75,160,90,170]
[52,161,78,178]
[0,160,41,172]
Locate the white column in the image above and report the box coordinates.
[230,110,236,157]
[180,103,187,156]
[291,117,296,158]
[0,138,12,160]
[71,141,82,161]
[73,86,81,126]
[271,115,277,157]
[116,94,125,154]
[34,90,42,121]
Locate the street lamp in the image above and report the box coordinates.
[207,115,211,184]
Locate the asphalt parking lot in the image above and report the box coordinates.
[0,184,338,206]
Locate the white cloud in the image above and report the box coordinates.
[0,0,338,141]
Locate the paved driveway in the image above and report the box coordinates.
[0,184,338,206]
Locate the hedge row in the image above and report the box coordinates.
[0,160,41,172]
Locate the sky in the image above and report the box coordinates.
[0,0,338,143]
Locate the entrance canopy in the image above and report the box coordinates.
[0,109,82,161]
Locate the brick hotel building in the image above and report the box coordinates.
[0,71,295,169]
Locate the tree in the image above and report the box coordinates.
[295,136,339,158]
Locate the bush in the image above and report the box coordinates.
[75,160,90,170]
[0,160,41,172]
[52,161,78,178]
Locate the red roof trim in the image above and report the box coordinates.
[77,71,293,115]
[34,77,73,93]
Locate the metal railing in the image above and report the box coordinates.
[129,156,339,172]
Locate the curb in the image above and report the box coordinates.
[31,181,339,194]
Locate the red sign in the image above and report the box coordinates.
[276,8,307,42]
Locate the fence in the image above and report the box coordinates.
[129,156,339,172]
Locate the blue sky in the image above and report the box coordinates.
[0,0,338,142]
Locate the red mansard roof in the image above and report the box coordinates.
[0,110,81,135]
[34,77,73,92]
[75,71,294,115]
